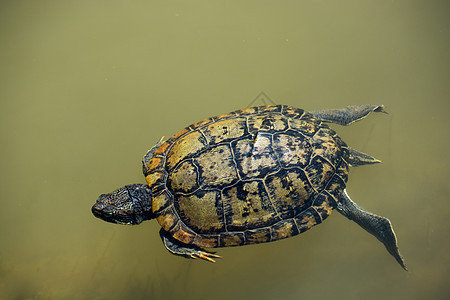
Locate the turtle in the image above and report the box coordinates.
[92,104,407,270]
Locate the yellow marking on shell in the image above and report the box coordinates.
[299,214,317,230]
[191,118,212,129]
[318,140,339,156]
[166,131,205,169]
[312,131,340,158]
[172,127,190,140]
[154,141,170,156]
[305,158,334,191]
[247,231,269,244]
[215,112,235,121]
[275,221,294,239]
[259,105,280,113]
[318,198,333,217]
[321,161,334,177]
[171,225,195,245]
[290,119,316,135]
[196,145,237,187]
[314,149,325,156]
[146,157,164,173]
[244,181,259,193]
[337,161,349,176]
[204,118,245,143]
[225,184,274,229]
[283,106,300,115]
[275,134,311,166]
[193,235,218,248]
[255,133,271,147]
[221,234,243,246]
[152,192,170,213]
[328,182,342,195]
[288,172,310,201]
[239,107,257,115]
[251,115,287,131]
[267,171,311,209]
[169,160,198,192]
[236,136,277,177]
[267,176,292,206]
[178,192,224,232]
[157,212,176,232]
[146,172,164,187]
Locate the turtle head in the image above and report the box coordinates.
[92,184,155,225]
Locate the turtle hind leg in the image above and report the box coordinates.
[348,148,382,167]
[159,229,222,263]
[310,104,387,126]
[337,190,407,271]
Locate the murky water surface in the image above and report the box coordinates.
[1,1,449,299]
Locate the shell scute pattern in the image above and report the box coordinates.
[169,160,199,193]
[196,144,238,188]
[305,156,335,193]
[222,180,279,232]
[293,208,321,233]
[244,227,271,244]
[176,190,224,233]
[166,131,205,170]
[247,114,289,133]
[232,134,279,180]
[271,218,300,240]
[272,130,313,168]
[265,168,313,219]
[146,105,349,248]
[202,118,246,145]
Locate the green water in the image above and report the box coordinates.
[1,1,449,299]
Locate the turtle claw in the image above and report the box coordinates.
[191,251,222,263]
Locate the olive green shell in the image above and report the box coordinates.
[145,105,349,248]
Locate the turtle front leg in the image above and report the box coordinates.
[310,104,387,126]
[337,190,407,271]
[159,229,222,263]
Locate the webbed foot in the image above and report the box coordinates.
[337,190,407,271]
[160,229,222,263]
[310,104,387,126]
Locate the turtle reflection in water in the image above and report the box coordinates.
[92,104,407,270]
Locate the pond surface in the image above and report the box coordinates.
[1,1,449,299]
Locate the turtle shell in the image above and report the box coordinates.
[145,105,349,248]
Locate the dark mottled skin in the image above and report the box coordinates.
[145,105,349,248]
